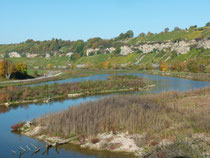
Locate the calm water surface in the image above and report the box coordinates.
[0,73,209,158]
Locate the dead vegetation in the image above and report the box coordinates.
[36,87,210,141]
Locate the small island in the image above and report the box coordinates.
[0,75,150,106]
[12,87,210,157]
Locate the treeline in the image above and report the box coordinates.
[0,59,27,79]
[1,22,209,59]
[1,31,133,60]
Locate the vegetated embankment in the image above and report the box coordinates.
[15,87,210,157]
[0,75,148,106]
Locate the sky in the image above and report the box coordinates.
[0,0,210,44]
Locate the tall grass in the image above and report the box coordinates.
[36,87,210,138]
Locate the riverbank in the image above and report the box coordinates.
[14,87,210,157]
[1,69,209,88]
[141,70,210,82]
[0,75,150,106]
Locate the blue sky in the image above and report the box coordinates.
[0,0,209,44]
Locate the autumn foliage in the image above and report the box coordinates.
[0,59,27,79]
[160,61,167,71]
[0,59,15,79]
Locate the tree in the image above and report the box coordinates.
[115,30,134,40]
[0,59,16,79]
[164,28,169,33]
[174,27,181,31]
[113,47,121,55]
[126,30,134,38]
[15,63,27,77]
[189,25,197,29]
[187,59,199,73]
[139,32,145,37]
[206,22,210,27]
[160,61,167,71]
[103,61,109,69]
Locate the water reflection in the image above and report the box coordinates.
[0,73,209,158]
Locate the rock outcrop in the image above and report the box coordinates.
[66,52,73,57]
[85,39,210,56]
[8,51,21,58]
[137,39,210,54]
[120,46,133,55]
[26,53,39,58]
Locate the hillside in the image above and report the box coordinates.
[0,23,210,72]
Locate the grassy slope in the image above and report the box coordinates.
[74,48,210,66]
[7,56,72,68]
[0,26,209,74]
[129,26,210,44]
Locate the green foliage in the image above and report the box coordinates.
[115,30,134,40]
[113,47,121,55]
[206,22,210,27]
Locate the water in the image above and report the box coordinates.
[0,73,209,158]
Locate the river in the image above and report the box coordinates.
[0,73,209,158]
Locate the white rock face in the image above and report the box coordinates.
[45,53,51,58]
[86,48,94,56]
[105,47,115,53]
[86,48,100,56]
[66,52,73,57]
[8,51,21,58]
[26,53,38,58]
[137,39,210,54]
[120,46,133,55]
[76,64,85,68]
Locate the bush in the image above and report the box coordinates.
[11,122,24,131]
[206,22,210,27]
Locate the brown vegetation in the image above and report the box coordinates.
[36,87,210,140]
[0,75,145,103]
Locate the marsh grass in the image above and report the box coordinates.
[0,75,145,103]
[36,87,210,140]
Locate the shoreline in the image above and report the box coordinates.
[0,85,154,107]
[15,121,210,157]
[11,87,210,157]
[0,69,209,88]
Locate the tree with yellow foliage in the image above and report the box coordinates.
[0,59,16,79]
[15,63,27,76]
[160,61,167,71]
[103,61,109,69]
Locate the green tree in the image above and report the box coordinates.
[174,27,181,31]
[164,28,169,33]
[206,22,210,27]
[15,63,27,76]
[113,47,121,55]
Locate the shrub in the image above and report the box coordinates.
[160,61,167,71]
[91,138,100,144]
[11,122,24,131]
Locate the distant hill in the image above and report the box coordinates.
[0,23,209,71]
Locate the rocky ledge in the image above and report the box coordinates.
[12,121,210,157]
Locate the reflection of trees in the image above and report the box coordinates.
[0,106,10,113]
[0,104,31,114]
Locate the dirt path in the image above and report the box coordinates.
[0,71,62,84]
